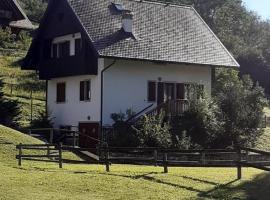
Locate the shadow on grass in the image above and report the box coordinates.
[0,137,13,145]
[197,172,270,200]
[14,162,270,199]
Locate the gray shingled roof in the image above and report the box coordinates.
[67,0,239,67]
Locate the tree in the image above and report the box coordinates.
[213,69,268,147]
[18,0,47,23]
[0,79,21,127]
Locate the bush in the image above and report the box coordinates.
[30,111,53,129]
[174,97,223,149]
[136,112,172,148]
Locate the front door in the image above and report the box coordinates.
[157,82,175,105]
[78,123,99,149]
[164,83,175,102]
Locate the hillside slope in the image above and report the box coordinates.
[0,55,46,126]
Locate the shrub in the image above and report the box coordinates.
[136,112,172,148]
[30,111,53,129]
[174,97,223,149]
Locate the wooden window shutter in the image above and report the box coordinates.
[80,80,91,101]
[86,80,91,100]
[148,81,156,102]
[80,81,84,101]
[75,38,82,55]
[57,83,66,103]
[52,44,58,58]
[176,83,185,99]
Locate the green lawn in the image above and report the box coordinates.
[1,125,270,200]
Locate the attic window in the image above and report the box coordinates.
[112,3,124,12]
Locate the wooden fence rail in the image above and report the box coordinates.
[16,143,63,168]
[15,144,270,179]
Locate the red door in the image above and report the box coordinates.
[78,123,99,149]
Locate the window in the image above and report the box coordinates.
[52,43,58,58]
[56,83,66,103]
[75,38,82,55]
[147,81,156,102]
[176,83,185,99]
[80,80,91,101]
[58,41,70,58]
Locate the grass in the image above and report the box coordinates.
[254,107,270,151]
[0,55,46,126]
[1,125,270,200]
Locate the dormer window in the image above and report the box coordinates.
[112,3,124,12]
[50,33,81,59]
[75,38,82,55]
[58,41,70,58]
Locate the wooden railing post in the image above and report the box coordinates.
[105,143,110,172]
[18,143,22,166]
[163,152,168,173]
[201,151,206,166]
[154,149,158,166]
[237,147,242,179]
[73,131,76,148]
[245,149,249,163]
[59,143,63,169]
[49,129,54,144]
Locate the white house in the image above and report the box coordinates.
[22,0,239,146]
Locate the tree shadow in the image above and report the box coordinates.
[197,171,270,200]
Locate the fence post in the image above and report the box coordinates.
[163,152,168,173]
[105,143,110,172]
[73,131,76,148]
[245,149,249,163]
[237,147,242,179]
[18,143,22,166]
[59,143,63,169]
[49,129,53,144]
[154,149,158,166]
[201,150,206,166]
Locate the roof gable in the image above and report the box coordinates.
[0,0,34,29]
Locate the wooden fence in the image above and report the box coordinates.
[16,143,63,168]
[15,144,270,179]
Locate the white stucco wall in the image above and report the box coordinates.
[102,59,212,126]
[47,58,212,128]
[47,59,104,128]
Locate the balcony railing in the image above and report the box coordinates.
[146,99,190,118]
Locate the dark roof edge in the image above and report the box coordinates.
[135,0,193,9]
[65,0,100,57]
[100,55,240,69]
[13,0,33,24]
[191,7,240,68]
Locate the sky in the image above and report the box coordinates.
[242,0,270,20]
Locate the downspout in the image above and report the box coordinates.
[100,59,116,140]
[45,80,48,116]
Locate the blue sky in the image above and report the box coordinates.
[243,0,270,20]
